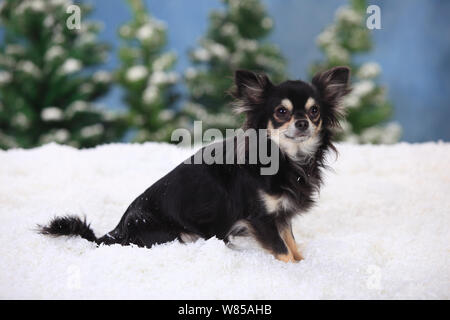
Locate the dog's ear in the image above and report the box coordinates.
[312,66,351,115]
[232,70,273,113]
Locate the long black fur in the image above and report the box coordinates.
[38,215,98,243]
[38,66,351,259]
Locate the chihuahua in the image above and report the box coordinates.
[38,66,351,263]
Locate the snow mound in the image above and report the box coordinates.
[0,142,449,299]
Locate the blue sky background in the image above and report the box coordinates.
[29,1,450,142]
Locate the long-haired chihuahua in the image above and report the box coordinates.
[38,66,351,263]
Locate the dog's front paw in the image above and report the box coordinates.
[293,251,304,261]
[275,252,297,263]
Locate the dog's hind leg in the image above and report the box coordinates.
[133,225,179,248]
[96,231,123,245]
[97,220,179,248]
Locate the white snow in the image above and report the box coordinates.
[336,7,362,24]
[80,124,104,138]
[152,53,175,72]
[192,48,211,62]
[142,86,159,104]
[0,71,12,84]
[0,142,449,299]
[357,62,381,79]
[92,71,111,83]
[45,46,64,61]
[149,71,178,86]
[41,107,64,121]
[351,80,375,97]
[17,61,40,76]
[126,65,148,82]
[58,58,82,75]
[136,24,155,41]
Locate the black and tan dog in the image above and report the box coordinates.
[38,66,351,263]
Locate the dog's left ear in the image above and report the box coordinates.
[312,66,351,112]
[232,70,273,113]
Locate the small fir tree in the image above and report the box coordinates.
[0,0,126,149]
[183,0,287,134]
[116,0,179,142]
[311,0,401,143]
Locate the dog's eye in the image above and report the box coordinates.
[274,106,290,120]
[277,106,287,114]
[309,105,319,117]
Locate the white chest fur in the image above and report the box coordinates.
[259,190,295,214]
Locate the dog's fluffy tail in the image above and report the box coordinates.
[37,215,99,244]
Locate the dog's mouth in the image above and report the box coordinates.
[283,132,310,142]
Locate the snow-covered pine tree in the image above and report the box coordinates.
[183,0,286,134]
[0,0,126,149]
[117,0,179,142]
[311,0,401,143]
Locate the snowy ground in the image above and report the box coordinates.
[0,142,449,299]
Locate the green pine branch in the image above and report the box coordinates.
[0,0,126,149]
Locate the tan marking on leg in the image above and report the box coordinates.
[275,251,295,263]
[262,244,295,263]
[281,226,304,261]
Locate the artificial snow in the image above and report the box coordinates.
[0,142,449,299]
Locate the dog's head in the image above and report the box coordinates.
[232,67,351,158]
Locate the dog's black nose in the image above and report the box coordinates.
[295,120,309,131]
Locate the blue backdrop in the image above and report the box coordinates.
[86,0,449,142]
